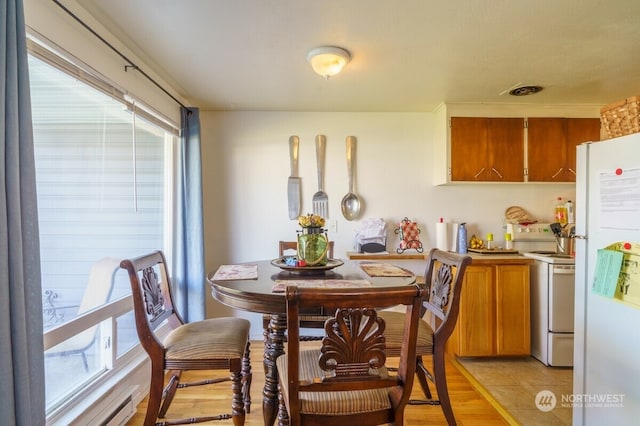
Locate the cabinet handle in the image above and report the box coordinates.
[568,168,576,176]
[491,168,503,179]
[473,167,486,179]
[551,168,563,178]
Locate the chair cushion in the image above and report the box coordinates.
[164,317,250,360]
[276,349,392,415]
[378,310,434,355]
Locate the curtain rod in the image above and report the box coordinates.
[52,0,189,112]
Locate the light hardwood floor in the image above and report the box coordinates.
[126,340,509,425]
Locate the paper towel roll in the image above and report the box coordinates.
[435,221,449,251]
[450,223,459,252]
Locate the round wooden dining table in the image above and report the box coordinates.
[208,259,416,426]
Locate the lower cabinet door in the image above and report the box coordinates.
[452,263,532,357]
[495,265,531,355]
[457,266,494,356]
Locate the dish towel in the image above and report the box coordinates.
[359,262,413,277]
[211,264,258,280]
[272,279,372,293]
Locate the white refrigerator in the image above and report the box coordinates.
[574,133,640,425]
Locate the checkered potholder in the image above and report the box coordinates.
[399,219,421,249]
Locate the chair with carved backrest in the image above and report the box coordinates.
[378,248,471,426]
[276,283,427,426]
[120,250,252,426]
[263,241,336,338]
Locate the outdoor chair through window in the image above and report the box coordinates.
[44,257,121,371]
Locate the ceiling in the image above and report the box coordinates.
[78,0,640,112]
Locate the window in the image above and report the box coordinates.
[29,48,176,415]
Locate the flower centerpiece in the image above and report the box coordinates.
[297,213,329,266]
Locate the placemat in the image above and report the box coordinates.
[359,262,413,277]
[211,264,258,280]
[272,279,372,293]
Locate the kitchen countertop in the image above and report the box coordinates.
[346,251,533,269]
[346,251,427,260]
[465,252,534,265]
[347,250,533,264]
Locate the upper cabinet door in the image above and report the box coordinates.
[451,117,489,181]
[527,118,600,182]
[487,118,525,182]
[565,118,601,178]
[527,118,567,182]
[451,117,524,182]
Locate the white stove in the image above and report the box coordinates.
[506,222,575,264]
[506,223,575,366]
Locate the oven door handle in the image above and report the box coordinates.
[553,266,575,274]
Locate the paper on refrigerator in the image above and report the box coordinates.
[592,241,640,309]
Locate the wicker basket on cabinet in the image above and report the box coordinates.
[600,96,640,139]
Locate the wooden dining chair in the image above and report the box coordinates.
[276,283,427,426]
[378,248,471,426]
[120,250,252,426]
[263,241,336,339]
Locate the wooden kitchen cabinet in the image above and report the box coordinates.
[450,117,525,182]
[527,117,601,182]
[433,104,602,185]
[449,262,531,357]
[452,265,494,356]
[495,264,531,355]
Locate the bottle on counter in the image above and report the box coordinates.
[554,196,568,225]
[566,200,574,223]
[486,233,494,250]
[505,233,513,250]
[457,223,468,254]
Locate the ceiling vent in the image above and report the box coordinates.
[509,85,543,96]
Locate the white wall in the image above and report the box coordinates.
[201,110,587,328]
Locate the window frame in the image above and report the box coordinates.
[27,32,179,423]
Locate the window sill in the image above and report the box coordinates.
[47,348,150,426]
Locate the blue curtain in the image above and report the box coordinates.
[173,107,206,322]
[0,0,46,424]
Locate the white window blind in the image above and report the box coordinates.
[27,35,176,416]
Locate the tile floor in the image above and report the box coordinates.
[456,356,573,426]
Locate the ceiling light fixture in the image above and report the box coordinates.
[306,46,351,79]
[509,85,543,96]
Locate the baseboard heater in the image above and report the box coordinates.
[65,387,137,426]
[99,394,133,426]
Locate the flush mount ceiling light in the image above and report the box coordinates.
[509,85,543,96]
[306,46,351,79]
